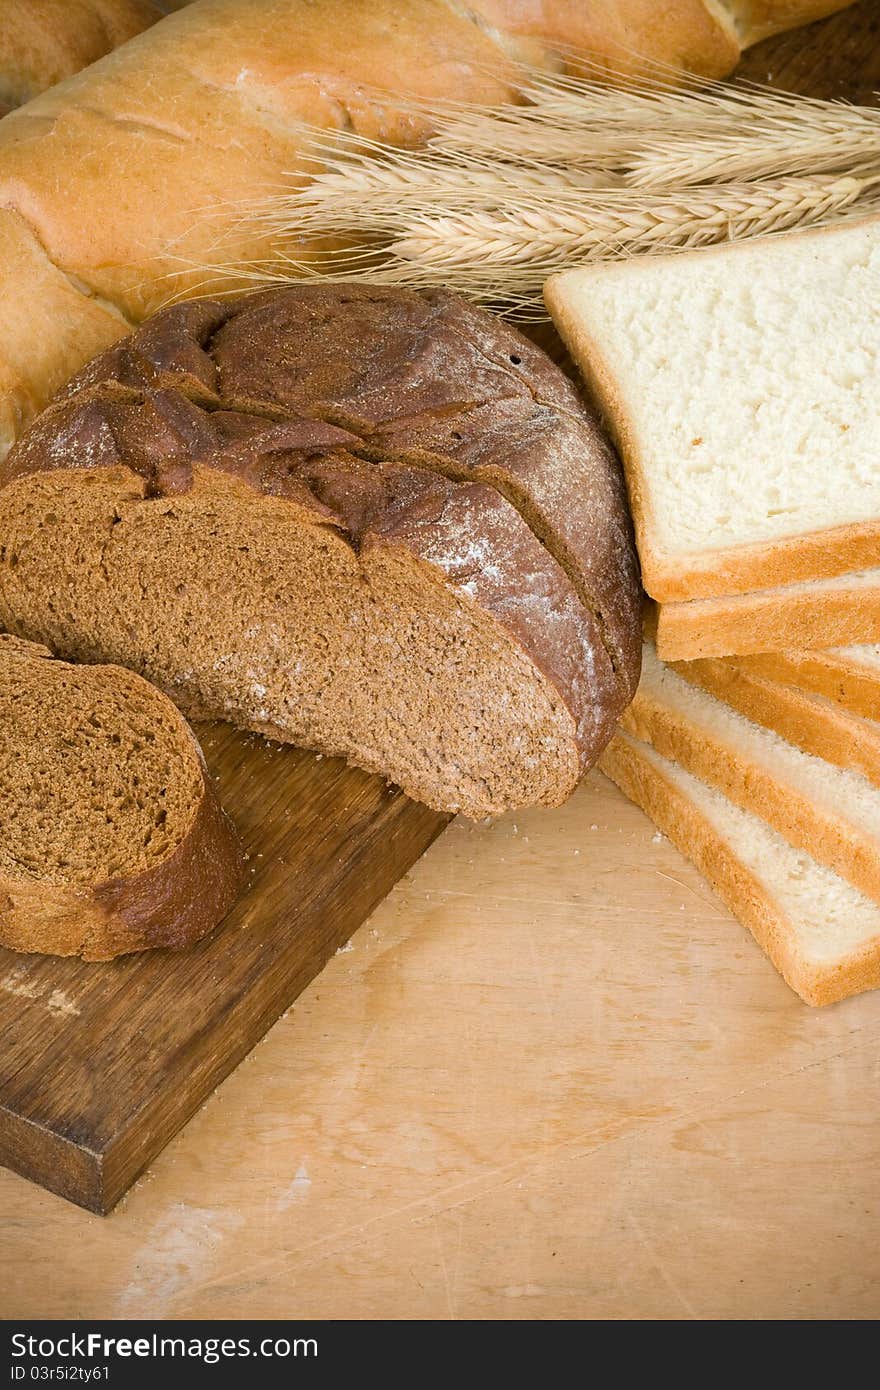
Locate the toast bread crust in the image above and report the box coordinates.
[653,578,880,661]
[599,729,880,1006]
[545,217,880,604]
[672,655,880,786]
[622,650,880,905]
[735,647,880,718]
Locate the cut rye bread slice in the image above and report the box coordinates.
[599,729,880,1006]
[545,216,880,602]
[670,654,880,788]
[0,633,245,960]
[653,567,880,661]
[733,644,880,720]
[0,286,641,819]
[623,643,880,904]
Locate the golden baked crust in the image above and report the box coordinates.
[653,576,880,661]
[671,654,880,786]
[0,0,855,455]
[0,0,161,110]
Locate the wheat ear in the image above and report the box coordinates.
[223,172,880,317]
[208,68,880,316]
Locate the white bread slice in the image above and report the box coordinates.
[735,644,880,719]
[671,655,880,788]
[624,643,880,904]
[653,567,880,661]
[599,729,880,1006]
[544,217,880,603]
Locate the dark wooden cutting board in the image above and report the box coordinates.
[0,724,448,1213]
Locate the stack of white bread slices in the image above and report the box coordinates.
[546,216,880,1006]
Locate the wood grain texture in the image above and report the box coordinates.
[2,770,879,1319]
[735,0,879,99]
[0,725,447,1213]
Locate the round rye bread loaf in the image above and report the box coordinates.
[0,286,640,817]
[0,633,245,960]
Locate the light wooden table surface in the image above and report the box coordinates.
[3,3,880,1323]
[2,770,879,1319]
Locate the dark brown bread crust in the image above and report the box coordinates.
[42,286,641,698]
[0,634,245,960]
[1,285,640,785]
[91,760,247,958]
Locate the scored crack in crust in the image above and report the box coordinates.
[0,285,641,816]
[29,285,641,683]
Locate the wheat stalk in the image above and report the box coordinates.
[388,173,878,281]
[248,141,618,237]
[204,68,880,317]
[421,72,880,175]
[224,172,880,317]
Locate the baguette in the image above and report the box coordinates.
[599,729,880,1006]
[0,633,245,960]
[0,1,162,111]
[653,568,880,661]
[0,0,857,457]
[623,643,880,904]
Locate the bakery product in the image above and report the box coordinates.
[0,284,641,818]
[623,643,880,902]
[653,568,880,661]
[738,644,880,714]
[0,1,163,111]
[544,217,880,603]
[0,633,245,960]
[671,654,880,788]
[723,1,853,45]
[0,0,855,456]
[599,729,880,1006]
[733,644,880,719]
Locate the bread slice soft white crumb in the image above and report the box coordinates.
[829,644,880,673]
[623,642,880,904]
[653,566,880,660]
[545,217,880,602]
[599,728,880,1005]
[672,653,880,787]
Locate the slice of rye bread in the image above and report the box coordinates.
[545,218,880,604]
[652,567,880,661]
[599,730,880,1006]
[670,654,880,788]
[0,633,245,960]
[0,285,641,818]
[732,645,880,720]
[623,643,880,904]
